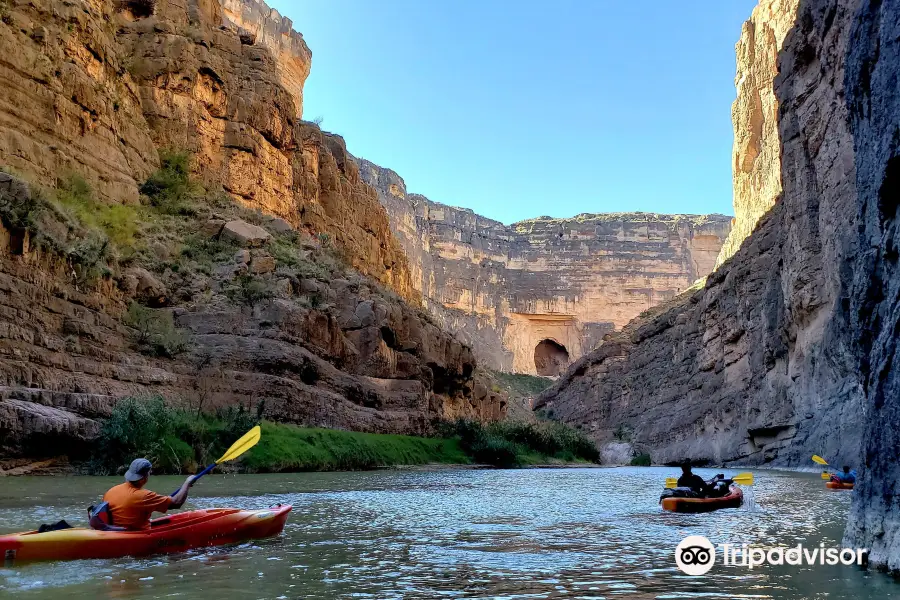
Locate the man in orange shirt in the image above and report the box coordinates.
[102,459,196,530]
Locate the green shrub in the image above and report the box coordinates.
[225,274,274,309]
[123,302,190,357]
[489,371,553,397]
[630,453,652,467]
[91,399,467,475]
[468,434,520,468]
[93,397,194,474]
[241,422,469,473]
[56,175,139,249]
[613,423,634,442]
[439,418,599,467]
[179,234,235,272]
[140,150,200,215]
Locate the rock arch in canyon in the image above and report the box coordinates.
[534,339,570,377]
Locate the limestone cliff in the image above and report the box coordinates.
[0,0,502,459]
[716,0,801,267]
[219,0,312,115]
[0,0,416,303]
[360,160,731,375]
[0,0,158,203]
[537,0,897,510]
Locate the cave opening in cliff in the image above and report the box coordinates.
[534,339,570,377]
[116,0,155,19]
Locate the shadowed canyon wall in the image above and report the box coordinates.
[538,4,900,575]
[0,0,505,458]
[360,160,732,374]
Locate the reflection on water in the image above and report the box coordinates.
[0,467,896,599]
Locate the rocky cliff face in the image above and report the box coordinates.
[0,175,504,459]
[0,0,416,303]
[118,0,418,301]
[537,0,899,543]
[716,0,801,267]
[0,0,159,203]
[0,0,502,458]
[360,160,731,374]
[841,0,900,573]
[219,0,312,115]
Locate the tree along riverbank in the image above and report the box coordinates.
[77,397,600,475]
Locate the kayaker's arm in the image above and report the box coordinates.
[170,476,196,509]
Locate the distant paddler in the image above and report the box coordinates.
[812,455,856,488]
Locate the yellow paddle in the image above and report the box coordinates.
[170,425,261,494]
[812,456,832,480]
[665,472,754,489]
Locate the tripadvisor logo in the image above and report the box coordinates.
[675,535,716,575]
[675,535,868,575]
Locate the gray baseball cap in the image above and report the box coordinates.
[124,458,153,482]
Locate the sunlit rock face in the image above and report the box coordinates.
[0,0,507,456]
[717,0,801,267]
[359,159,731,374]
[219,0,312,116]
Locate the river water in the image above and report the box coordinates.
[0,467,895,599]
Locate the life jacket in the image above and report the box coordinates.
[88,501,126,531]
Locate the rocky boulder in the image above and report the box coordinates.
[220,220,272,248]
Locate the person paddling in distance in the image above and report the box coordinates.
[100,459,196,531]
[831,466,857,485]
[677,462,727,498]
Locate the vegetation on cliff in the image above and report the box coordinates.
[90,398,598,474]
[488,371,553,398]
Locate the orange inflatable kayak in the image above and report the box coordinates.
[826,481,854,490]
[0,505,291,563]
[661,485,744,513]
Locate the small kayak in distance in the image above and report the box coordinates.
[826,481,854,490]
[660,485,744,513]
[0,504,291,563]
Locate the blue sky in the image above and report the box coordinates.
[268,1,757,224]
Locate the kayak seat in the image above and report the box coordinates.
[88,502,126,532]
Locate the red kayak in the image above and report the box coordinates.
[826,481,854,490]
[0,505,291,563]
[660,485,744,513]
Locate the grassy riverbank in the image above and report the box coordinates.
[89,397,599,474]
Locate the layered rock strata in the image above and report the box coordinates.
[717,0,801,267]
[0,0,417,303]
[0,0,502,456]
[360,160,731,374]
[0,177,504,457]
[219,0,312,114]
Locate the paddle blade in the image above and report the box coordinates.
[665,478,677,489]
[821,471,832,480]
[812,455,829,466]
[732,472,754,486]
[216,425,262,464]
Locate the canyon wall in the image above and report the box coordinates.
[716,0,801,267]
[360,160,732,375]
[842,0,900,573]
[0,185,502,459]
[0,0,416,303]
[537,0,897,506]
[0,0,505,458]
